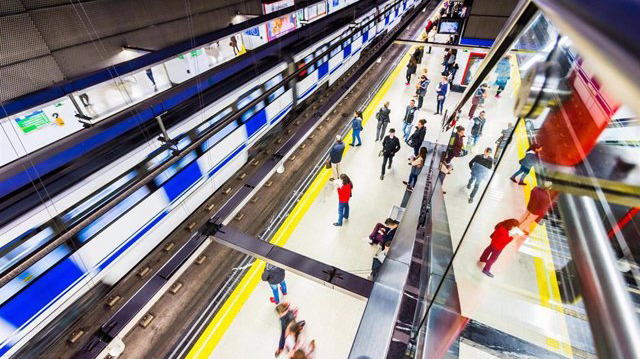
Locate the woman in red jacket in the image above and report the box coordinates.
[334,174,353,227]
[479,218,523,277]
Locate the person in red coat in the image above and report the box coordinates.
[479,219,524,277]
[334,174,353,227]
[519,181,555,233]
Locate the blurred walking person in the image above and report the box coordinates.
[479,219,525,277]
[402,99,417,141]
[510,143,543,185]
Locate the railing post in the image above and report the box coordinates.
[557,194,640,359]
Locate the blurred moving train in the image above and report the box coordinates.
[0,0,418,355]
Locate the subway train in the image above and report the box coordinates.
[0,0,416,356]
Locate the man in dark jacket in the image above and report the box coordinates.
[402,99,417,141]
[409,119,427,156]
[376,101,391,141]
[262,263,287,304]
[416,76,430,109]
[445,126,465,163]
[381,129,401,180]
[467,147,493,203]
[468,111,487,146]
[329,135,345,181]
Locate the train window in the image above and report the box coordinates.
[265,74,285,103]
[63,171,137,224]
[154,151,198,187]
[145,149,172,172]
[241,100,266,123]
[196,107,232,135]
[0,227,54,275]
[77,186,150,243]
[177,135,191,151]
[330,45,341,57]
[202,121,239,152]
[0,244,72,305]
[304,55,315,72]
[238,88,262,110]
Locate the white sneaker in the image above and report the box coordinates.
[362,237,373,245]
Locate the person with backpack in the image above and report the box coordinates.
[380,128,401,180]
[518,181,555,233]
[468,83,488,118]
[510,143,543,185]
[402,99,417,141]
[403,146,427,191]
[415,75,430,109]
[350,110,363,147]
[405,56,418,85]
[328,135,345,181]
[435,76,449,115]
[468,110,487,146]
[375,102,391,141]
[334,174,353,226]
[444,125,465,163]
[413,46,424,64]
[262,264,287,304]
[467,147,493,203]
[479,219,525,277]
[408,119,427,156]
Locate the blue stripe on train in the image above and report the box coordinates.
[245,110,268,138]
[0,258,83,329]
[298,83,318,100]
[318,62,329,79]
[163,160,203,202]
[208,144,247,178]
[98,211,169,271]
[343,44,352,59]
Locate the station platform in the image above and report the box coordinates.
[180,30,588,359]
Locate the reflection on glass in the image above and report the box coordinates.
[413,10,640,359]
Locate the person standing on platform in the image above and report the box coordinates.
[376,102,391,141]
[334,174,353,226]
[404,146,427,191]
[413,46,424,64]
[416,75,430,110]
[427,27,437,53]
[467,147,493,203]
[445,125,465,163]
[145,68,158,91]
[380,129,401,180]
[402,99,417,141]
[448,63,459,84]
[518,181,554,233]
[443,49,456,74]
[495,59,511,98]
[408,119,427,156]
[468,111,487,146]
[350,110,363,147]
[510,143,543,185]
[468,83,488,118]
[328,135,345,181]
[405,56,418,85]
[262,264,287,304]
[494,122,514,162]
[438,156,453,194]
[435,76,449,115]
[479,219,525,278]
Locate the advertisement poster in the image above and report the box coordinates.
[263,0,294,14]
[462,53,486,86]
[15,110,52,134]
[267,14,297,41]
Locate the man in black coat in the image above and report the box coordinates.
[381,128,401,180]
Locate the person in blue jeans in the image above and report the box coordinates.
[402,99,417,141]
[510,143,543,185]
[435,76,449,115]
[467,147,493,203]
[350,110,363,146]
[334,174,353,226]
[262,264,287,304]
[468,111,487,146]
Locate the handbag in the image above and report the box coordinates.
[324,158,331,169]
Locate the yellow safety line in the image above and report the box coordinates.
[514,123,573,357]
[186,45,414,359]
